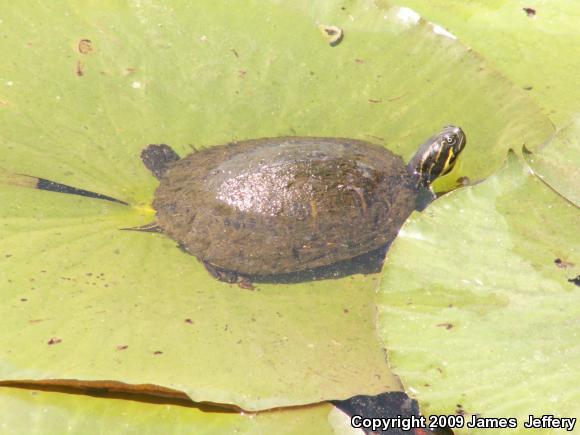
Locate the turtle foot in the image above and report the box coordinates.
[141,144,181,179]
[203,261,255,290]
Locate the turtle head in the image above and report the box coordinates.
[408,125,466,188]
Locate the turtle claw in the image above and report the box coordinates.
[120,222,163,233]
[203,261,255,290]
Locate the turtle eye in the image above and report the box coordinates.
[445,135,453,144]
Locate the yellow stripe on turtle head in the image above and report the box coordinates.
[440,147,456,176]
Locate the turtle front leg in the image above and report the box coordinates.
[141,144,181,179]
[203,261,255,290]
[415,186,437,212]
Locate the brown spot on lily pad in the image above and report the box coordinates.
[522,7,536,17]
[436,323,454,330]
[116,345,128,351]
[78,39,93,54]
[568,276,580,287]
[388,94,407,102]
[184,318,193,324]
[555,258,575,269]
[153,351,163,355]
[318,24,344,47]
[456,176,471,187]
[47,337,62,345]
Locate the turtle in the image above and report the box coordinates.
[136,126,466,287]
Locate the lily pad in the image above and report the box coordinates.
[0,183,401,411]
[393,0,579,203]
[0,1,553,199]
[378,153,580,432]
[0,386,337,435]
[394,0,580,127]
[0,0,554,411]
[525,116,580,207]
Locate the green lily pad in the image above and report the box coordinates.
[0,386,337,435]
[394,0,580,127]
[525,116,580,206]
[0,0,554,411]
[0,184,400,410]
[0,1,553,198]
[392,0,579,203]
[378,153,580,432]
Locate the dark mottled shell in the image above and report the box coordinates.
[153,137,418,275]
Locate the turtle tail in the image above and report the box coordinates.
[0,169,128,205]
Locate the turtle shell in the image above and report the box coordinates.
[153,137,418,275]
